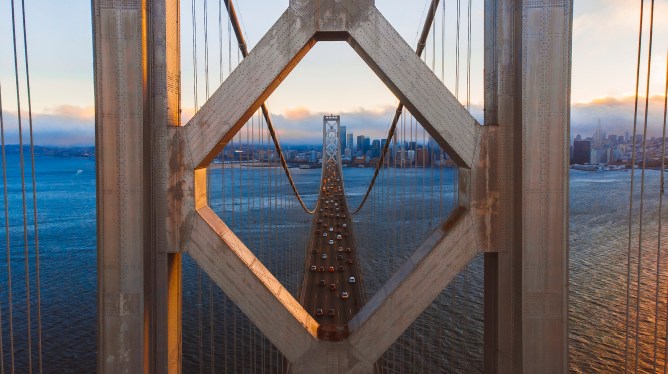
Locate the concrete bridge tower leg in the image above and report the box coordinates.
[483,0,572,372]
[93,0,182,372]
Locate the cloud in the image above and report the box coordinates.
[571,95,666,138]
[283,107,311,121]
[3,93,661,147]
[2,105,95,146]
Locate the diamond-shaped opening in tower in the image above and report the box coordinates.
[195,36,473,333]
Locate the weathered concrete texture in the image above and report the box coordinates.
[348,210,478,362]
[482,0,571,372]
[186,207,319,362]
[146,1,184,373]
[347,7,479,168]
[93,1,145,372]
[520,1,571,372]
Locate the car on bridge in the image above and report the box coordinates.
[310,265,317,271]
[328,309,336,317]
[315,308,324,317]
[341,292,349,300]
[330,284,336,291]
[322,253,327,259]
[349,277,356,283]
[328,266,335,272]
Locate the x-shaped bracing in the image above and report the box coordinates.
[176,0,489,371]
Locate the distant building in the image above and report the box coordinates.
[363,137,371,154]
[416,148,430,166]
[357,135,365,152]
[572,140,591,164]
[340,126,347,153]
[346,133,353,151]
[371,139,381,158]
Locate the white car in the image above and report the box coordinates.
[329,227,334,232]
[341,291,349,300]
[348,277,356,283]
[328,239,334,245]
[336,235,342,240]
[322,253,327,259]
[342,223,347,228]
[323,232,327,237]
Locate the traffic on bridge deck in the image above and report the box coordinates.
[300,158,365,340]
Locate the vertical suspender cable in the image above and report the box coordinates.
[655,50,667,374]
[10,0,33,370]
[19,1,42,370]
[660,51,668,374]
[203,2,215,371]
[432,8,436,71]
[218,0,223,83]
[441,0,445,83]
[0,93,4,373]
[635,1,655,371]
[625,1,645,370]
[197,267,203,374]
[204,0,209,99]
[455,0,461,100]
[462,0,472,370]
[1,83,16,374]
[192,0,198,111]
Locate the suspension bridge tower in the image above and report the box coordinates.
[92,0,572,372]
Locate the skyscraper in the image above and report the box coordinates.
[357,135,365,153]
[371,139,381,158]
[347,133,353,151]
[340,126,347,153]
[363,137,371,154]
[572,140,591,165]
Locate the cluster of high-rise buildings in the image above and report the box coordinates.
[338,126,453,167]
[571,122,668,167]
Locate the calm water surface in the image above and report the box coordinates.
[0,154,666,372]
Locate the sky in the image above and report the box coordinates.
[0,0,666,146]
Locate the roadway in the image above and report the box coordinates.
[300,159,365,340]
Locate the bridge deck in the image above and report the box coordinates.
[300,160,365,340]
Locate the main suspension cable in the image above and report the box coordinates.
[660,50,668,374]
[624,0,645,369]
[20,0,43,369]
[655,49,667,374]
[636,0,655,370]
[350,0,441,215]
[223,0,315,214]
[10,0,33,370]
